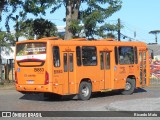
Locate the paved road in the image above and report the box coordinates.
[0,86,160,120]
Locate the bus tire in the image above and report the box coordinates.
[78,81,92,100]
[121,78,135,95]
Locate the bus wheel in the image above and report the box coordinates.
[121,78,135,95]
[78,81,92,100]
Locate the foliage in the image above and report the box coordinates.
[19,18,58,39]
[106,33,115,38]
[69,20,83,38]
[23,0,55,16]
[96,23,120,38]
[0,31,15,67]
[18,19,34,40]
[51,0,122,39]
[0,0,56,33]
[81,0,122,39]
[0,0,122,40]
[0,0,23,32]
[0,31,15,47]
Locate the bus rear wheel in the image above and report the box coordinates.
[121,78,135,95]
[78,81,92,100]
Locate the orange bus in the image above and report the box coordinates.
[15,37,150,100]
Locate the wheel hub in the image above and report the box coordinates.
[125,82,131,90]
[82,86,89,97]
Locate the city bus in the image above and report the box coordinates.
[15,37,150,100]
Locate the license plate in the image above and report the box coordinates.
[27,80,34,84]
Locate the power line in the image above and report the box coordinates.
[120,20,153,43]
[48,19,64,21]
[119,21,152,43]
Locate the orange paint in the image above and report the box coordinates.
[15,37,150,96]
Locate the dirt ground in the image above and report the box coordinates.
[0,81,15,90]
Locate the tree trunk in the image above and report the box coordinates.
[64,1,73,40]
[64,0,81,40]
[72,0,80,20]
[0,47,2,82]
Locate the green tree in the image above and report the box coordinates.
[0,1,22,81]
[19,18,58,39]
[50,0,122,39]
[0,0,23,32]
[82,0,122,39]
[21,0,122,40]
[0,31,15,81]
[1,0,122,40]
[23,0,55,16]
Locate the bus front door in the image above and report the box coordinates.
[139,51,147,86]
[63,52,75,94]
[100,51,111,90]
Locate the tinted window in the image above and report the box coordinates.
[106,52,110,69]
[134,47,138,64]
[76,46,81,66]
[64,53,68,72]
[100,52,110,70]
[82,46,97,66]
[119,46,134,64]
[100,52,104,70]
[70,53,73,72]
[16,42,46,67]
[53,46,60,67]
[114,47,118,65]
[16,42,46,56]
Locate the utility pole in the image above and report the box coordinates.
[0,44,1,82]
[149,30,160,44]
[118,18,121,41]
[16,15,19,42]
[0,31,2,81]
[155,34,158,43]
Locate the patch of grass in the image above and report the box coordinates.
[0,82,4,86]
[0,80,15,90]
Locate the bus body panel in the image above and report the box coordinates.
[15,41,53,93]
[16,66,46,85]
[15,38,150,97]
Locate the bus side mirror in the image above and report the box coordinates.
[151,52,154,59]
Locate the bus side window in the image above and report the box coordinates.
[100,52,104,69]
[53,46,60,67]
[119,46,134,64]
[64,53,68,72]
[82,46,97,66]
[114,47,118,65]
[76,46,81,66]
[134,47,138,64]
[106,52,110,69]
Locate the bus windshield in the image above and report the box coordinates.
[16,42,46,66]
